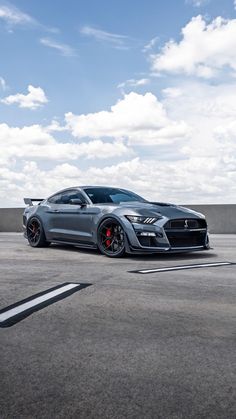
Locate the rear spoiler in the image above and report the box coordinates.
[24,198,44,206]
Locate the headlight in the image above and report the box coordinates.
[125,215,162,224]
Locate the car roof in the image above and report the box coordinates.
[50,186,124,192]
[47,186,130,198]
[80,186,126,189]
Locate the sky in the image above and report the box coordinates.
[0,0,236,207]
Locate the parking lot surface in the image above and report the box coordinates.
[1,233,236,419]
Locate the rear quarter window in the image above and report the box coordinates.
[48,194,62,204]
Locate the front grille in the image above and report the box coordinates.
[164,218,207,230]
[166,230,206,248]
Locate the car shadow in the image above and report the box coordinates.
[48,243,100,255]
[48,243,218,262]
[125,251,218,263]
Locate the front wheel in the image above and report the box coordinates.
[97,218,126,258]
[27,217,50,248]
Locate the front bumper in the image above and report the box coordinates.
[124,218,210,254]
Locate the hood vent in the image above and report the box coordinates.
[150,202,172,207]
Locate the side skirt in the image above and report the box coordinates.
[50,239,97,249]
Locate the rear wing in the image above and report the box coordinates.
[24,198,44,206]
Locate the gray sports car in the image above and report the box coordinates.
[23,186,210,257]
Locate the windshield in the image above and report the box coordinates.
[83,187,147,204]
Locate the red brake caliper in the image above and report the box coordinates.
[105,228,112,247]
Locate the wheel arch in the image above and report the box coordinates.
[26,214,48,239]
[26,215,50,247]
[26,214,44,228]
[95,215,131,253]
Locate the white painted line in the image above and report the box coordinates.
[0,283,80,323]
[137,262,233,274]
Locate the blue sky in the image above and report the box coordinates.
[1,0,234,121]
[1,0,236,206]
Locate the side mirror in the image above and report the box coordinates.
[69,198,84,206]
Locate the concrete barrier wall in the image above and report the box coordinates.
[183,205,236,234]
[0,208,25,232]
[0,205,235,233]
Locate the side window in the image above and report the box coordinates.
[48,190,87,204]
[58,190,86,204]
[48,193,62,204]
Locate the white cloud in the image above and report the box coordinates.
[2,152,236,208]
[65,92,189,146]
[1,85,48,109]
[185,0,209,7]
[1,81,236,206]
[163,80,236,119]
[117,78,149,89]
[162,87,183,98]
[214,120,236,142]
[152,15,236,78]
[162,80,236,170]
[0,3,58,33]
[0,122,131,164]
[80,26,128,49]
[0,4,35,26]
[214,120,236,159]
[46,119,67,132]
[0,76,7,91]
[40,38,76,56]
[142,37,159,53]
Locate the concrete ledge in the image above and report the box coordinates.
[184,205,236,234]
[0,208,24,232]
[0,205,235,233]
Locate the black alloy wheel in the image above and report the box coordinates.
[27,217,50,247]
[97,218,126,257]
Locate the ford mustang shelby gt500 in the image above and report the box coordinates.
[23,186,210,257]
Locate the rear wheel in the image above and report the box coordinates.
[97,218,126,258]
[27,217,50,248]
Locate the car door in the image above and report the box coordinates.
[46,189,98,244]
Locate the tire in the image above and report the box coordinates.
[26,217,50,248]
[97,218,126,258]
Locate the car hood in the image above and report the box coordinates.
[114,201,205,219]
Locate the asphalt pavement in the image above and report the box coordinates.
[0,233,236,419]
